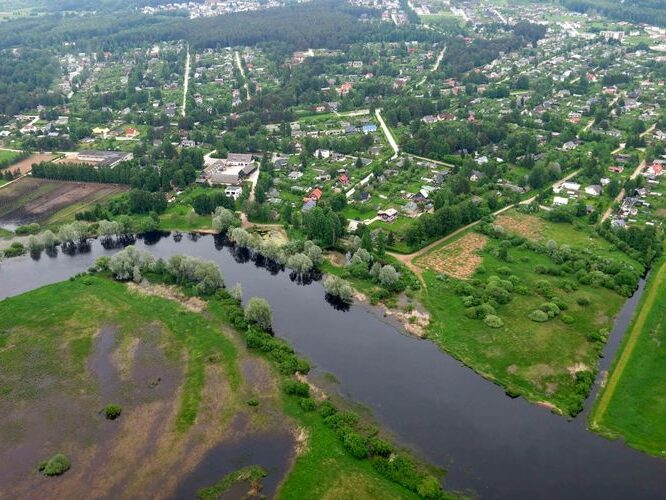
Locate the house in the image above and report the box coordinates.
[608,165,625,173]
[647,164,664,176]
[562,181,581,193]
[358,191,371,203]
[470,170,485,182]
[303,188,323,203]
[226,153,254,167]
[338,82,353,96]
[361,124,377,134]
[288,171,303,180]
[553,196,569,206]
[274,158,290,170]
[378,208,398,222]
[224,186,243,200]
[124,127,140,138]
[314,149,331,159]
[584,185,602,197]
[402,201,419,217]
[76,150,133,167]
[339,174,350,186]
[302,199,317,212]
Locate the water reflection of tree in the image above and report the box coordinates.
[141,231,169,246]
[325,293,351,311]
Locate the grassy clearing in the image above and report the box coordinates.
[277,397,421,500]
[497,209,643,273]
[419,221,639,415]
[0,150,20,164]
[158,204,212,232]
[590,259,666,457]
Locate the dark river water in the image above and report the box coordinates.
[1,232,665,499]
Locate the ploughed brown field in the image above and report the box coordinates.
[7,153,58,175]
[0,177,127,227]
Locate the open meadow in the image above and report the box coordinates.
[417,210,644,415]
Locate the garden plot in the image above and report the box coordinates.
[416,232,488,279]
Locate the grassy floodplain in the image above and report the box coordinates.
[0,273,446,498]
[590,258,666,457]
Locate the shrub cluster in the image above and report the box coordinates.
[478,223,641,297]
[38,454,71,476]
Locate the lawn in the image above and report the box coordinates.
[0,149,20,165]
[159,204,213,232]
[589,258,666,458]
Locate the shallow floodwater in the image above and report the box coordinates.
[1,233,665,498]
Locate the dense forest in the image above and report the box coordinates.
[0,50,62,115]
[0,2,379,54]
[558,0,666,27]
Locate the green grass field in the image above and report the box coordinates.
[590,258,666,457]
[417,215,642,415]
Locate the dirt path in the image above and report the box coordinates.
[600,159,647,223]
[235,50,250,101]
[591,260,666,426]
[390,170,581,282]
[375,108,399,159]
[182,47,190,117]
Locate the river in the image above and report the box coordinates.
[1,232,665,498]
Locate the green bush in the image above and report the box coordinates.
[3,241,25,258]
[298,398,316,412]
[247,397,259,407]
[104,404,122,420]
[38,454,71,476]
[342,431,369,459]
[528,309,550,322]
[283,380,310,397]
[577,296,590,306]
[561,314,575,324]
[540,302,561,318]
[368,437,393,458]
[483,314,504,328]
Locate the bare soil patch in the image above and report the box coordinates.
[2,153,56,175]
[127,282,207,313]
[494,212,544,240]
[416,232,488,279]
[0,177,127,226]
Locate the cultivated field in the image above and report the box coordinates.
[415,232,488,279]
[494,212,544,240]
[0,177,127,227]
[3,153,57,175]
